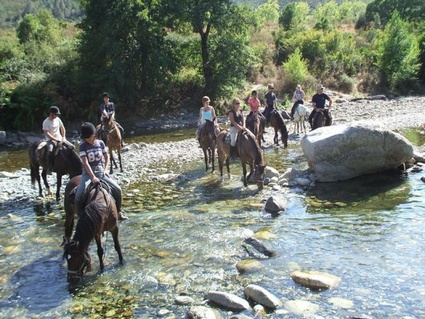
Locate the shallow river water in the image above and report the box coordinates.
[0,129,424,318]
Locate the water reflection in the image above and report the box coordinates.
[0,128,424,318]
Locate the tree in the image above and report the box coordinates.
[279,2,310,32]
[365,0,425,27]
[162,0,254,100]
[77,0,175,114]
[375,11,420,91]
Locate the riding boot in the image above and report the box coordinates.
[230,146,238,160]
[46,151,54,175]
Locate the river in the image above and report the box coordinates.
[0,128,424,318]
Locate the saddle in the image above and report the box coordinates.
[68,180,113,206]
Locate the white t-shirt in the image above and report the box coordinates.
[42,117,63,140]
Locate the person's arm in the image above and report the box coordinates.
[103,150,110,175]
[198,108,202,125]
[81,156,99,184]
[59,118,66,141]
[327,97,333,108]
[211,108,217,118]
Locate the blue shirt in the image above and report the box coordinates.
[79,139,108,175]
[312,93,330,109]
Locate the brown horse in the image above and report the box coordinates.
[29,141,82,201]
[63,176,123,285]
[97,114,123,174]
[199,117,220,172]
[216,129,266,190]
[269,110,288,147]
[246,112,264,147]
[237,130,266,190]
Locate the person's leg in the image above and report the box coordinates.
[46,141,55,175]
[74,175,91,216]
[308,110,316,128]
[229,126,238,159]
[102,175,127,220]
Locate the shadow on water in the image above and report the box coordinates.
[305,169,411,216]
[3,251,69,315]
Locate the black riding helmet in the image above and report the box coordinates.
[81,122,96,139]
[49,106,61,115]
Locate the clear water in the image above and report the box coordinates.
[0,129,424,318]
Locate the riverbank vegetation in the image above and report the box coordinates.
[0,0,424,131]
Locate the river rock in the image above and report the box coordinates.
[300,121,414,182]
[244,284,282,309]
[186,305,222,319]
[205,291,252,312]
[264,195,286,215]
[264,166,279,179]
[0,131,6,145]
[290,270,341,290]
[284,300,319,315]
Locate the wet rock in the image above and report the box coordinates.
[244,284,282,309]
[327,297,354,308]
[264,166,279,179]
[243,237,275,258]
[0,131,6,145]
[301,121,414,182]
[290,270,341,290]
[235,259,263,274]
[284,300,319,316]
[186,305,222,319]
[264,195,286,215]
[175,295,195,305]
[205,291,252,312]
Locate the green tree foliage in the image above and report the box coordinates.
[77,0,175,117]
[375,11,420,92]
[365,0,425,27]
[256,0,280,26]
[16,9,61,45]
[162,0,254,101]
[0,0,82,28]
[282,48,313,91]
[279,2,310,32]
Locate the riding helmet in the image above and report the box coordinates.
[81,122,96,139]
[49,106,61,115]
[102,92,109,97]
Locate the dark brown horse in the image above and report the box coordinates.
[97,114,123,174]
[29,141,82,201]
[199,117,220,172]
[237,130,266,190]
[311,108,332,130]
[269,110,288,147]
[246,112,264,147]
[63,176,123,285]
[216,129,266,190]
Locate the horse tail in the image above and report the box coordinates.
[28,143,39,185]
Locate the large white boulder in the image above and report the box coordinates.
[300,121,414,182]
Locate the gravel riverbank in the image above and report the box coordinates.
[1,95,425,206]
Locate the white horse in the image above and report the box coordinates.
[293,104,310,134]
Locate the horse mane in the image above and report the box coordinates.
[61,147,83,177]
[273,110,285,127]
[243,130,265,165]
[73,182,112,248]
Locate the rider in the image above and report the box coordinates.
[247,90,266,133]
[228,98,246,159]
[196,96,217,147]
[42,106,73,175]
[99,92,124,143]
[308,84,332,129]
[263,84,277,125]
[290,84,306,120]
[75,122,128,221]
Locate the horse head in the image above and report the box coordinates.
[254,161,266,191]
[203,118,218,140]
[63,240,92,285]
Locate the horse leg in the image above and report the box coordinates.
[203,148,209,172]
[111,228,124,265]
[225,156,230,178]
[95,236,105,271]
[241,162,248,187]
[32,166,43,197]
[109,149,115,174]
[246,162,254,184]
[282,128,288,148]
[274,128,278,145]
[118,151,123,172]
[41,169,53,196]
[55,174,62,202]
[211,147,215,173]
